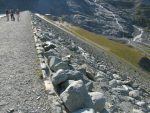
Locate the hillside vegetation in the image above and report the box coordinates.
[66,26,150,74]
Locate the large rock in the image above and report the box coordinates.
[60,80,93,112]
[52,69,68,85]
[88,92,106,112]
[73,108,95,113]
[49,56,61,71]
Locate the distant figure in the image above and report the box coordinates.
[10,9,15,21]
[5,9,9,21]
[16,9,20,21]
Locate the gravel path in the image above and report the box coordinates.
[0,12,53,113]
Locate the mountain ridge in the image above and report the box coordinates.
[0,0,149,38]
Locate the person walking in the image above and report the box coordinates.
[5,9,9,21]
[10,9,15,21]
[16,9,20,21]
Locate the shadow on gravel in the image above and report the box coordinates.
[139,57,150,72]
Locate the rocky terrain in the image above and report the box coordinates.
[31,13,150,113]
[0,0,150,40]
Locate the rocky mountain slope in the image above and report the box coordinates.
[0,0,149,38]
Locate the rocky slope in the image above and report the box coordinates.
[0,0,149,39]
[31,13,150,113]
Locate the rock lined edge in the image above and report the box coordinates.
[31,20,66,113]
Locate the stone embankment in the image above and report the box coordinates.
[31,14,150,113]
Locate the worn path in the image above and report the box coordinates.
[0,12,53,113]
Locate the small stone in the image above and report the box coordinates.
[129,90,140,98]
[89,92,106,112]
[36,96,41,100]
[43,41,56,51]
[122,85,129,91]
[111,88,128,96]
[99,65,107,72]
[73,108,95,113]
[95,71,107,79]
[52,69,68,85]
[44,49,58,58]
[133,108,144,113]
[40,63,47,70]
[109,79,117,88]
[53,62,70,72]
[113,74,121,80]
[122,80,133,85]
[136,101,146,107]
[7,108,14,113]
[86,81,93,91]
[49,56,61,71]
[126,96,135,103]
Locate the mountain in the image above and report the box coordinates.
[0,0,149,38]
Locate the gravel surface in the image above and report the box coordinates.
[0,12,54,113]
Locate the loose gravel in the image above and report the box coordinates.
[0,12,56,113]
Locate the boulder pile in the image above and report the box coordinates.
[31,14,150,113]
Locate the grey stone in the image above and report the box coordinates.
[53,61,70,72]
[136,101,146,107]
[99,65,107,72]
[44,49,58,58]
[67,70,89,84]
[73,108,95,113]
[78,64,95,81]
[116,80,122,85]
[60,80,93,112]
[122,85,130,91]
[40,63,47,70]
[129,90,140,98]
[122,80,133,86]
[49,56,61,71]
[62,57,70,64]
[112,74,121,80]
[133,108,144,113]
[43,41,56,51]
[86,81,93,92]
[95,71,107,79]
[109,79,118,88]
[111,88,128,96]
[52,69,68,85]
[89,92,106,112]
[61,80,75,89]
[126,96,135,103]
